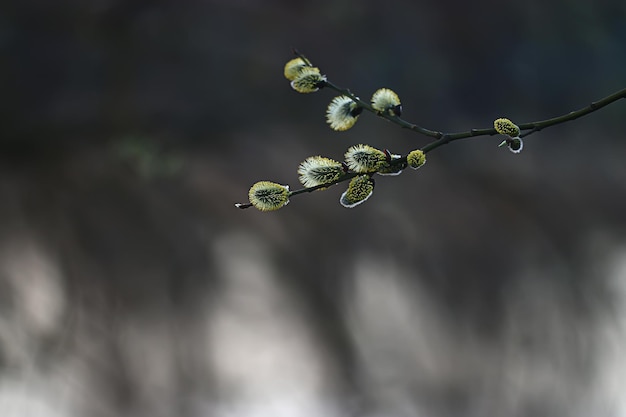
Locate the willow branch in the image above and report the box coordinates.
[236,50,626,209]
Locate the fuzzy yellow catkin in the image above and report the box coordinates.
[344,144,387,173]
[371,88,402,116]
[284,57,308,81]
[326,96,361,131]
[494,118,520,137]
[407,150,426,169]
[290,67,326,93]
[297,156,344,187]
[248,181,290,211]
[340,175,374,208]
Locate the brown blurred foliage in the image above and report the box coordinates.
[1,1,626,416]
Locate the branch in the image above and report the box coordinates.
[325,79,626,154]
[236,51,626,210]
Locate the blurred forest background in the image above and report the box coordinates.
[2,0,626,416]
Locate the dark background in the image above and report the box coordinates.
[2,1,626,416]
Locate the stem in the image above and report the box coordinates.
[288,172,358,197]
[518,88,626,137]
[324,81,444,138]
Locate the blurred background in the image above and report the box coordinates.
[2,0,626,416]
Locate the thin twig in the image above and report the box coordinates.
[421,87,626,153]
[289,172,359,197]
